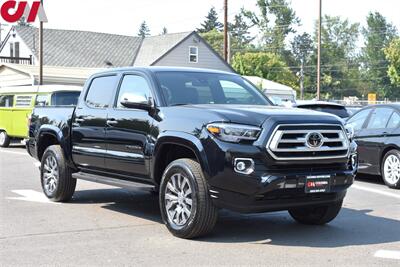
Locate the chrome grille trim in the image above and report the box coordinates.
[266,124,350,161]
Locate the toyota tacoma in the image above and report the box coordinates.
[27,67,357,238]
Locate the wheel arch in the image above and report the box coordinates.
[152,131,210,186]
[36,125,70,162]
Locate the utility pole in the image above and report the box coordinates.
[300,58,305,100]
[38,0,44,85]
[223,0,228,62]
[317,0,322,100]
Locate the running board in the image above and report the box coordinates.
[72,172,155,191]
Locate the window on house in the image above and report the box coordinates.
[189,46,198,63]
[10,43,14,57]
[15,42,20,58]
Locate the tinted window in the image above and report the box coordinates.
[51,92,80,106]
[299,105,350,118]
[347,109,371,130]
[116,75,152,108]
[0,95,14,107]
[387,112,400,129]
[366,108,393,129]
[35,94,49,106]
[156,72,270,106]
[85,76,116,108]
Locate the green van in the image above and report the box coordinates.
[0,85,82,147]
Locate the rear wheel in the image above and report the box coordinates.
[382,150,400,189]
[159,159,218,239]
[289,200,343,225]
[0,131,10,148]
[41,145,76,202]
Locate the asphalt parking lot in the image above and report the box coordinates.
[1,145,399,266]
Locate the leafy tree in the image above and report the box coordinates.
[161,27,168,35]
[232,52,298,89]
[308,15,360,99]
[243,0,299,53]
[138,21,150,38]
[385,38,400,87]
[200,29,224,57]
[291,33,313,99]
[229,9,254,50]
[197,7,223,33]
[361,12,398,98]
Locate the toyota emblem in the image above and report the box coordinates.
[306,132,324,148]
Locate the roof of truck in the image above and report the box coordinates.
[0,85,82,94]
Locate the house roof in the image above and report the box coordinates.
[134,32,192,66]
[12,26,142,68]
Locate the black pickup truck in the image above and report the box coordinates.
[27,67,357,238]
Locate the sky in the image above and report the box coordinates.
[1,0,400,42]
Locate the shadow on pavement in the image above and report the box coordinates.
[356,173,384,185]
[70,188,399,247]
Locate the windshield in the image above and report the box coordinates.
[299,105,350,118]
[155,72,271,106]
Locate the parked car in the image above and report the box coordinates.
[27,67,357,238]
[0,85,81,147]
[295,101,351,119]
[346,104,400,189]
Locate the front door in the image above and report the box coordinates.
[105,74,154,179]
[72,75,118,172]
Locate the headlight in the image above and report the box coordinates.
[345,125,355,140]
[206,123,261,143]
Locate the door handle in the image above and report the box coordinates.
[106,119,118,126]
[75,118,85,123]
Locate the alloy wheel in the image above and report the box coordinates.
[43,155,59,194]
[165,173,193,227]
[0,132,6,145]
[384,154,400,185]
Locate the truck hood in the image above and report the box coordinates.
[180,104,342,126]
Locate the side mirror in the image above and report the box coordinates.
[120,93,154,111]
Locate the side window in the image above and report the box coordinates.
[387,112,400,129]
[35,94,49,106]
[85,76,117,108]
[0,95,14,107]
[366,108,393,129]
[347,109,371,131]
[116,75,152,108]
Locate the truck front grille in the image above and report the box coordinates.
[267,124,349,160]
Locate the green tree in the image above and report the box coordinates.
[291,33,314,99]
[243,0,299,53]
[385,38,400,87]
[197,7,223,33]
[232,52,298,89]
[161,27,168,35]
[361,12,398,98]
[229,9,254,50]
[200,29,224,57]
[17,16,32,27]
[138,21,150,38]
[309,15,360,99]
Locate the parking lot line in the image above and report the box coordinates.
[6,190,59,204]
[0,150,28,156]
[374,250,400,260]
[352,184,400,199]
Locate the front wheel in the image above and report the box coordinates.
[159,159,218,239]
[41,145,76,202]
[381,150,400,189]
[289,200,343,225]
[0,131,10,148]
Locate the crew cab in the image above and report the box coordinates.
[27,67,357,239]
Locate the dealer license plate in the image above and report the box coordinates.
[305,175,331,193]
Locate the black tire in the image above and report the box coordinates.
[288,200,343,225]
[159,159,218,239]
[0,131,10,148]
[40,145,76,202]
[381,149,400,189]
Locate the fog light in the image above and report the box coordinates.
[234,158,255,175]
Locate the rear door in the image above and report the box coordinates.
[355,107,394,174]
[72,75,118,172]
[104,73,154,180]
